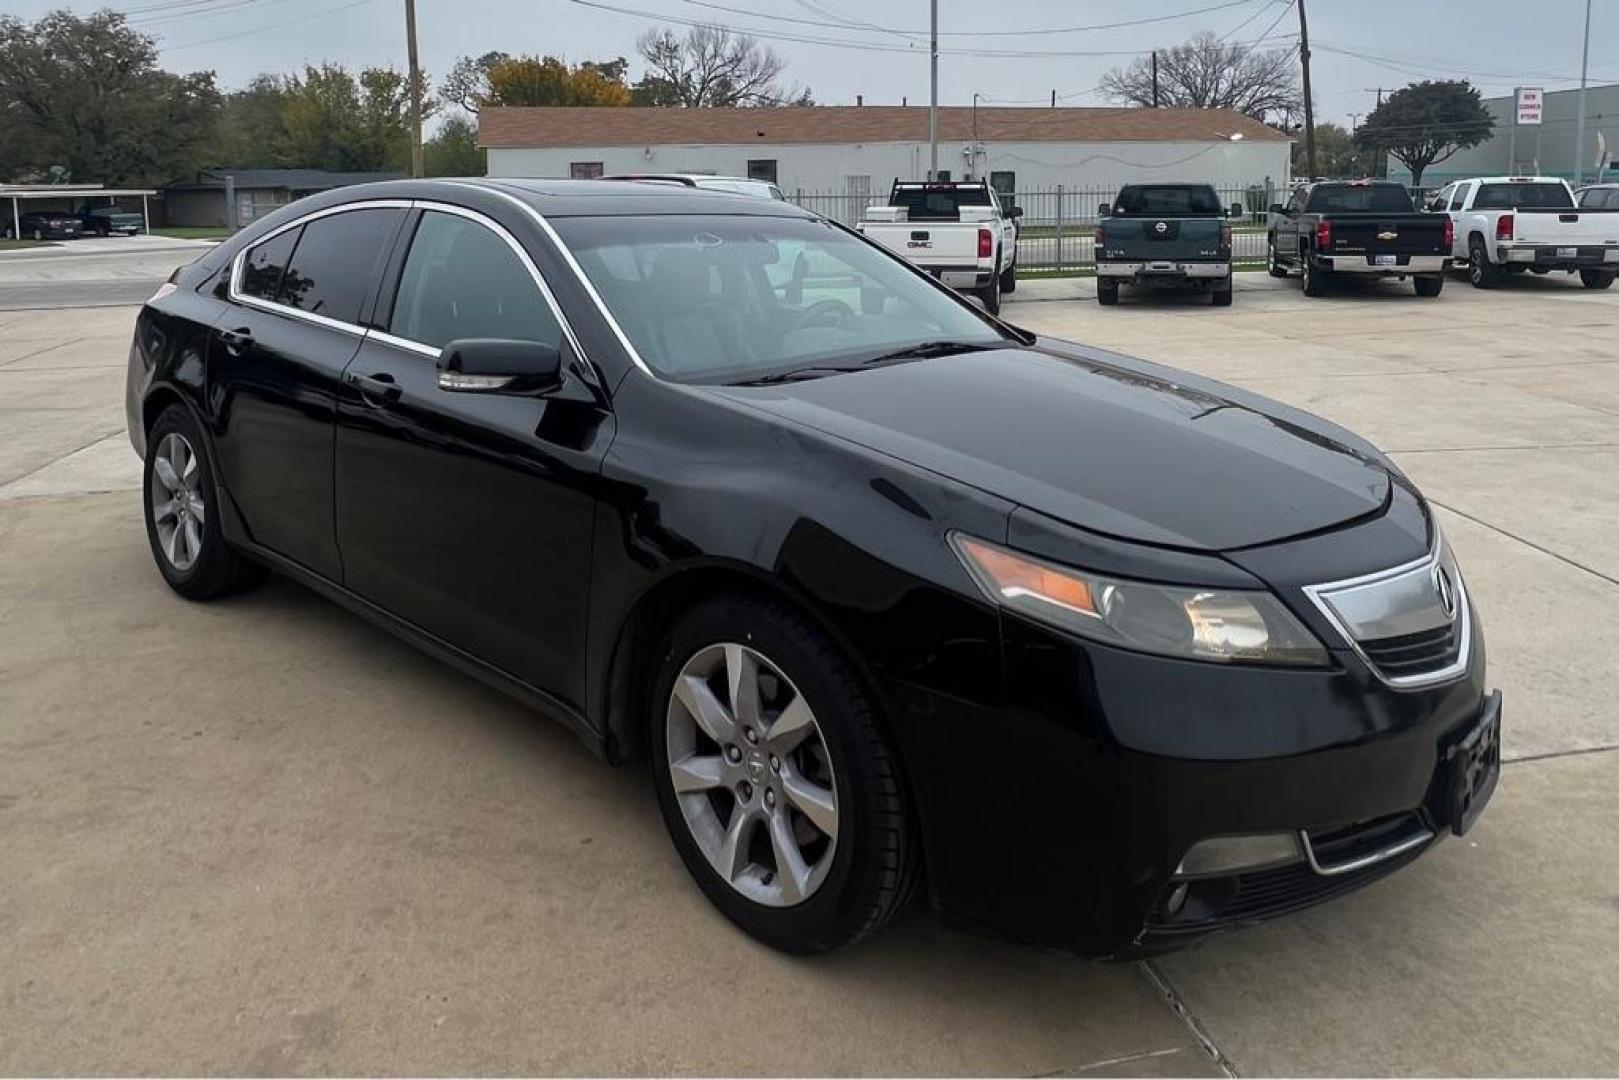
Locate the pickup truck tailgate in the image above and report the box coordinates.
[858,222,981,266]
[1328,216,1448,255]
[1104,217,1224,259]
[1510,209,1619,245]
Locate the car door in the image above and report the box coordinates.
[210,203,409,580]
[334,205,609,710]
[1276,187,1305,263]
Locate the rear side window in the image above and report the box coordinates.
[387,210,563,351]
[239,227,300,302]
[277,208,404,323]
[1583,188,1613,208]
[1474,183,1574,210]
[1112,185,1222,215]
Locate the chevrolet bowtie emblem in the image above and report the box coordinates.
[1378,230,1398,240]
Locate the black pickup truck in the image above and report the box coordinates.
[1267,181,1452,297]
[1094,183,1242,306]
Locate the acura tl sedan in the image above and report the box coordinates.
[126,179,1500,957]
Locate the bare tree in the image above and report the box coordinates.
[632,26,812,107]
[1101,32,1301,126]
[440,51,510,114]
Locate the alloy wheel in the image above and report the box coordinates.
[149,431,206,571]
[665,642,839,907]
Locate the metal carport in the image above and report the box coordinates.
[2,186,158,240]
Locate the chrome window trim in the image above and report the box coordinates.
[227,199,413,335]
[368,330,438,359]
[442,180,654,375]
[1301,526,1472,690]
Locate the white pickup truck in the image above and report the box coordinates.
[1426,176,1619,289]
[857,180,1021,313]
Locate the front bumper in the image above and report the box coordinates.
[1500,243,1619,269]
[1096,259,1230,280]
[1321,253,1448,274]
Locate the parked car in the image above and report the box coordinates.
[126,178,1499,959]
[857,179,1020,313]
[79,206,145,236]
[1574,182,1619,209]
[1268,180,1451,297]
[1094,183,1240,307]
[12,211,83,241]
[1427,176,1619,290]
[603,173,786,201]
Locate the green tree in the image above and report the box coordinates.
[1293,122,1364,179]
[0,10,220,185]
[216,74,290,169]
[277,63,430,172]
[424,114,485,176]
[1354,80,1495,187]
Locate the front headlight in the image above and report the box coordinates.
[951,534,1328,666]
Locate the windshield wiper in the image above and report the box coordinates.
[726,341,996,387]
[859,339,995,364]
[727,365,866,386]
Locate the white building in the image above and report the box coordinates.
[478,105,1292,214]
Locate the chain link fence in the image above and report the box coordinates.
[788,182,1293,272]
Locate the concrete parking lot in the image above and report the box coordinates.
[2,261,1617,1074]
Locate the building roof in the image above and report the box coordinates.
[163,169,405,192]
[478,106,1290,149]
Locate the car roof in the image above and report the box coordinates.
[322,177,810,218]
[1464,176,1569,184]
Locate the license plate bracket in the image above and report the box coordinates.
[1374,254,1399,266]
[1446,691,1501,837]
[1557,246,1578,259]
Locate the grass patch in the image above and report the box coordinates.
[1017,224,1269,240]
[0,239,52,251]
[1015,262,1271,280]
[152,226,230,240]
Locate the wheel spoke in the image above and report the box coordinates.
[153,455,180,494]
[180,444,198,484]
[163,520,182,564]
[182,516,202,562]
[766,811,812,903]
[154,498,179,525]
[781,771,838,839]
[716,808,757,882]
[724,644,761,727]
[765,694,814,754]
[669,753,725,794]
[674,673,734,744]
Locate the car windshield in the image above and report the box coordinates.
[1474,182,1575,210]
[1112,185,1222,216]
[1305,185,1416,213]
[553,213,1009,384]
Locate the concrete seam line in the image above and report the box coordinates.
[1030,1046,1189,1076]
[1427,498,1619,589]
[0,337,80,368]
[1391,441,1619,454]
[1504,743,1619,766]
[0,425,126,490]
[1139,959,1240,1079]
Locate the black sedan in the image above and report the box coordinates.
[15,211,82,241]
[125,180,1500,957]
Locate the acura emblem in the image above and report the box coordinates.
[1154,221,1169,234]
[1434,565,1457,619]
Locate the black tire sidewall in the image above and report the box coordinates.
[647,597,906,954]
[142,404,236,599]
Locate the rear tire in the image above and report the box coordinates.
[978,275,1002,315]
[1097,279,1119,306]
[1211,280,1233,306]
[999,262,1017,293]
[1579,269,1614,290]
[142,404,265,601]
[648,596,919,954]
[1414,274,1444,297]
[1301,252,1329,297]
[1468,238,1499,288]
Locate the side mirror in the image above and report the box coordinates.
[1098,202,1112,217]
[1007,205,1024,219]
[1229,203,1245,218]
[1268,202,1285,215]
[438,337,563,395]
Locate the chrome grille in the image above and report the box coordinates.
[1359,623,1462,677]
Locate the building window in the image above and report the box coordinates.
[747,159,778,184]
[570,161,605,179]
[935,169,952,182]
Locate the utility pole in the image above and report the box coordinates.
[1050,89,1056,108]
[1151,51,1159,107]
[1574,0,1592,183]
[405,0,424,178]
[971,91,980,179]
[1296,0,1317,180]
[928,0,938,180]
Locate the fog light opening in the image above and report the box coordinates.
[1176,832,1304,878]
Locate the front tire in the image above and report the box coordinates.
[1580,269,1614,290]
[1414,274,1444,297]
[142,404,264,600]
[1267,235,1289,278]
[649,596,919,954]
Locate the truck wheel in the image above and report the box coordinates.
[1414,275,1444,297]
[1267,235,1289,278]
[1097,279,1119,306]
[1468,238,1499,288]
[978,277,1001,315]
[999,262,1017,293]
[1211,280,1233,306]
[1301,254,1329,297]
[1579,269,1614,290]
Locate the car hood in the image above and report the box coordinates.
[710,344,1390,551]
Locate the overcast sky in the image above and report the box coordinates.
[17,0,1619,126]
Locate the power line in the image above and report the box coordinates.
[158,0,372,50]
[679,0,1263,38]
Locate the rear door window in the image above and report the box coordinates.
[277,208,405,324]
[239,227,301,302]
[386,210,563,351]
